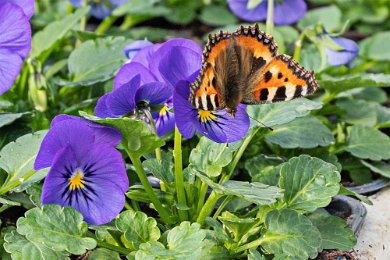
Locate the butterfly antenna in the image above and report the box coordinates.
[248,115,273,131]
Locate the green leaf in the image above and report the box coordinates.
[189,137,240,177]
[80,112,164,158]
[279,155,341,212]
[16,205,96,255]
[298,5,342,32]
[88,248,121,260]
[338,87,388,104]
[345,125,390,161]
[193,171,282,205]
[309,210,356,251]
[247,98,322,128]
[136,222,227,259]
[4,230,69,260]
[248,249,265,260]
[142,153,174,184]
[63,37,127,86]
[338,186,372,205]
[319,73,390,95]
[359,31,390,61]
[265,116,335,149]
[376,105,390,128]
[0,113,29,128]
[336,99,377,126]
[112,0,169,17]
[361,160,390,178]
[116,210,160,250]
[262,209,321,259]
[244,155,284,186]
[30,7,90,59]
[0,131,48,193]
[199,5,238,26]
[218,211,260,241]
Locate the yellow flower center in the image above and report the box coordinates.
[159,104,168,116]
[198,110,216,123]
[69,170,85,190]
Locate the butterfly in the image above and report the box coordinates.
[189,24,319,118]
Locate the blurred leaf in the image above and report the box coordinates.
[274,26,299,44]
[376,105,390,128]
[113,0,169,17]
[16,205,96,255]
[194,171,282,205]
[4,230,69,260]
[309,210,356,251]
[345,125,390,161]
[136,222,227,259]
[300,44,322,72]
[116,211,160,250]
[248,249,265,260]
[337,87,387,104]
[88,248,120,260]
[71,30,106,42]
[360,31,390,61]
[262,209,321,259]
[164,1,198,25]
[336,99,377,126]
[0,131,48,194]
[200,5,238,26]
[279,155,341,212]
[62,37,127,86]
[0,113,30,128]
[31,7,90,59]
[143,154,175,184]
[80,112,164,158]
[265,116,335,149]
[361,160,390,178]
[189,137,240,177]
[244,155,284,186]
[247,98,322,128]
[298,5,342,32]
[319,73,390,95]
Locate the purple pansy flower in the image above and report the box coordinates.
[227,0,307,25]
[36,115,128,225]
[123,40,153,60]
[0,0,33,95]
[173,79,250,143]
[325,37,359,66]
[69,0,128,19]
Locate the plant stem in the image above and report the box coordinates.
[87,231,131,255]
[174,127,188,221]
[142,108,162,161]
[96,16,118,35]
[266,0,274,35]
[213,195,232,219]
[124,201,133,210]
[0,169,36,195]
[126,151,173,224]
[293,31,306,62]
[196,191,221,225]
[231,237,269,255]
[220,128,260,183]
[320,91,336,104]
[195,182,209,220]
[76,0,88,48]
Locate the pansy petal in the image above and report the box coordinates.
[0,2,32,59]
[0,49,23,95]
[157,46,202,89]
[95,93,118,118]
[152,109,175,136]
[90,3,111,19]
[227,0,268,22]
[42,144,128,225]
[108,75,140,116]
[132,44,161,69]
[123,40,153,59]
[51,114,122,146]
[113,62,156,90]
[173,80,198,139]
[135,82,172,106]
[34,121,95,170]
[2,0,35,19]
[326,37,359,66]
[195,105,250,143]
[150,38,202,82]
[69,0,82,7]
[273,0,307,25]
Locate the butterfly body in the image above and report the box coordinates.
[189,24,319,117]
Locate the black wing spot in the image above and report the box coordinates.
[278,72,283,79]
[212,77,216,87]
[294,85,303,98]
[260,88,269,101]
[273,86,286,101]
[284,77,288,82]
[264,71,272,82]
[252,57,266,72]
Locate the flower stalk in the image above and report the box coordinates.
[266,0,274,35]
